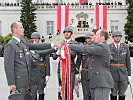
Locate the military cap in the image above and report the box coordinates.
[85,32,92,38]
[63,26,73,34]
[112,30,122,37]
[31,32,41,39]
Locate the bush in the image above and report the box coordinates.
[3,34,12,45]
[0,36,4,45]
[0,34,29,46]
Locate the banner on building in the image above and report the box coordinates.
[95,5,107,30]
[57,5,69,33]
[79,0,88,4]
[60,44,72,100]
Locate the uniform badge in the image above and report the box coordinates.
[121,49,127,55]
[40,58,43,61]
[26,52,29,55]
[19,51,23,59]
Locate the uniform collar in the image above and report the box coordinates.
[13,36,21,43]
[65,39,71,43]
[114,42,120,48]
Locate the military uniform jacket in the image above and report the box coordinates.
[4,38,51,89]
[30,49,56,85]
[76,52,92,80]
[69,43,114,89]
[109,43,131,81]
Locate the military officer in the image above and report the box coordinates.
[76,32,94,100]
[109,30,131,100]
[4,21,58,100]
[68,29,114,100]
[30,32,56,100]
[52,26,77,99]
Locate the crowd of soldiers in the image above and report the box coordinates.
[4,21,131,100]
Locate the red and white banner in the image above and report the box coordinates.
[60,44,72,100]
[79,0,88,4]
[57,5,69,33]
[95,5,107,30]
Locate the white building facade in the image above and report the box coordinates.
[0,0,128,37]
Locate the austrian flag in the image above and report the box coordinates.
[96,5,108,30]
[57,5,69,33]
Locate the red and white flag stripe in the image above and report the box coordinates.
[57,5,69,33]
[95,5,107,30]
[79,0,88,4]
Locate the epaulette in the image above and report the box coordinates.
[13,39,19,45]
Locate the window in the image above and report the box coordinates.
[104,0,110,3]
[111,20,119,31]
[56,0,62,3]
[91,19,93,24]
[47,21,54,35]
[0,21,1,35]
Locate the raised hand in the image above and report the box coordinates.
[54,43,61,49]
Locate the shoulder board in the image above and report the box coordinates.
[12,39,19,45]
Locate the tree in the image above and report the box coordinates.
[124,0,133,42]
[20,0,37,39]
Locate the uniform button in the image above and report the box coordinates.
[96,72,99,74]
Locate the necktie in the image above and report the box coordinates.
[117,44,119,49]
[20,40,26,49]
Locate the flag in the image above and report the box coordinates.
[60,44,72,100]
[95,5,107,30]
[57,5,69,33]
[79,0,88,4]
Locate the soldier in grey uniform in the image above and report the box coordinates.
[52,26,77,99]
[30,32,56,100]
[76,32,94,100]
[68,29,114,100]
[4,21,58,100]
[109,30,131,100]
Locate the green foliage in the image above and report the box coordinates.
[20,0,37,39]
[3,34,12,45]
[0,34,28,46]
[124,0,133,42]
[0,36,4,45]
[0,34,12,46]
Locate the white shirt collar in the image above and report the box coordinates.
[65,39,71,43]
[13,36,21,43]
[114,42,120,48]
